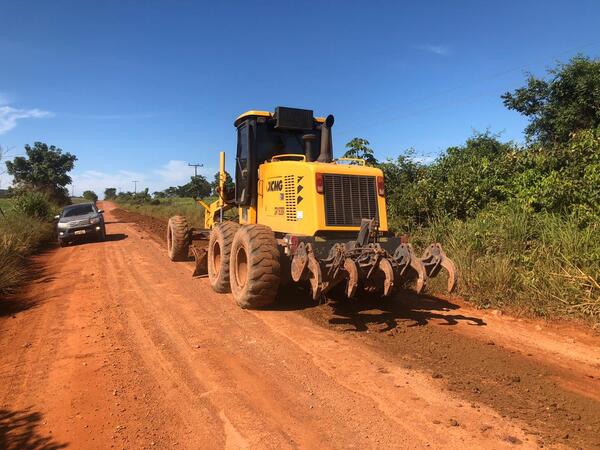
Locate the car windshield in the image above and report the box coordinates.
[63,204,95,217]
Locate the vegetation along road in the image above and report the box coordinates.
[0,201,599,449]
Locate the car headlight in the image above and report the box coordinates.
[89,217,101,224]
[57,222,69,229]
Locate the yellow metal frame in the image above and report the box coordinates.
[197,151,234,230]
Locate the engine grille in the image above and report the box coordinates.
[323,174,379,227]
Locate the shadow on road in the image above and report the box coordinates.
[269,284,486,330]
[105,233,127,242]
[327,291,486,331]
[68,233,128,246]
[0,408,67,450]
[0,250,56,317]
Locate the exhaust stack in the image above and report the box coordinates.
[317,114,335,163]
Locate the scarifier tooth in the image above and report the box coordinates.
[441,254,458,293]
[409,251,428,294]
[379,258,395,297]
[344,258,359,298]
[307,255,322,301]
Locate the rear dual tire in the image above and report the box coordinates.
[208,221,240,293]
[208,223,281,309]
[229,225,280,309]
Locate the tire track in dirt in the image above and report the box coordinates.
[1,203,598,449]
[113,204,600,449]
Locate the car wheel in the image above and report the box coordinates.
[98,226,106,242]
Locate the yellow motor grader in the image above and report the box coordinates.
[166,107,457,308]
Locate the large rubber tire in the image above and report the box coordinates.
[167,215,190,261]
[208,221,240,293]
[229,225,280,309]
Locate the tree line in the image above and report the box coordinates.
[343,55,600,230]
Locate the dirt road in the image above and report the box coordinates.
[1,202,599,449]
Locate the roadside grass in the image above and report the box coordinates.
[0,198,12,214]
[409,204,600,323]
[114,197,212,228]
[0,192,59,296]
[0,213,54,296]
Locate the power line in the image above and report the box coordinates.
[132,180,139,193]
[188,163,203,177]
[337,39,600,135]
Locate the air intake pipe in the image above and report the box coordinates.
[317,114,335,163]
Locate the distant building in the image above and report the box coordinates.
[0,189,9,198]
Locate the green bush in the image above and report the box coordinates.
[410,204,600,322]
[11,191,54,220]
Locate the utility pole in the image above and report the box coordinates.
[188,163,203,177]
[132,180,139,194]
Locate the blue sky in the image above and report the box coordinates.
[1,0,599,196]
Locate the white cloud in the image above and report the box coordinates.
[0,105,54,134]
[417,44,451,56]
[71,160,215,198]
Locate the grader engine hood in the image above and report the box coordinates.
[258,159,388,236]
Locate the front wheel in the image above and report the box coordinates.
[229,225,280,309]
[98,226,106,242]
[167,216,190,261]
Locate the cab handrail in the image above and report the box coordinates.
[334,157,366,166]
[270,154,306,162]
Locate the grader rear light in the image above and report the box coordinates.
[377,176,385,196]
[316,173,324,194]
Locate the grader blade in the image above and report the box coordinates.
[191,247,208,277]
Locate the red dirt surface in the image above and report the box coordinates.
[1,201,599,449]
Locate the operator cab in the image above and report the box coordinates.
[233,107,334,207]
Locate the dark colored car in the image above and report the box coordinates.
[55,202,106,246]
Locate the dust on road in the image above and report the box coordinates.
[1,202,599,449]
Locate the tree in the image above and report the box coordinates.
[343,138,379,166]
[502,55,600,145]
[82,190,98,202]
[5,142,77,203]
[422,132,521,220]
[104,187,117,200]
[163,186,179,198]
[211,171,234,195]
[379,150,428,229]
[177,175,211,198]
